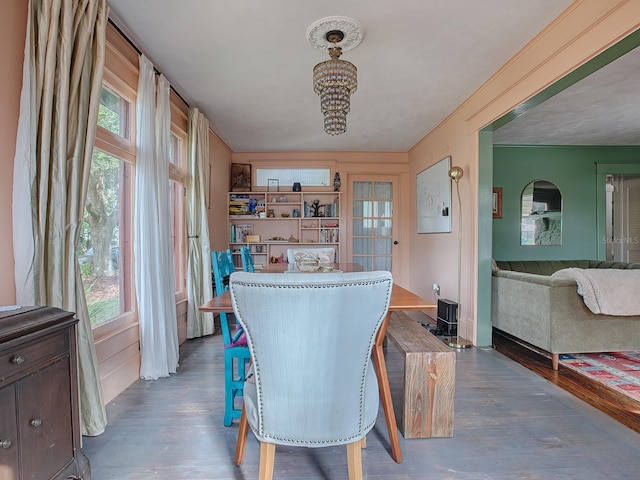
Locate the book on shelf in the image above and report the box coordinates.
[229,224,254,243]
[320,228,339,243]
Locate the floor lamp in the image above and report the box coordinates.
[447,165,472,349]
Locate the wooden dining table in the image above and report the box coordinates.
[199,263,434,463]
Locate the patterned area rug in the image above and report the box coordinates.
[560,352,640,402]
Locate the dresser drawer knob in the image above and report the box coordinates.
[0,439,12,449]
[11,355,25,365]
[30,418,43,428]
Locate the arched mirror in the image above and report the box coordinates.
[521,180,562,245]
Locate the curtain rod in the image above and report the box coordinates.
[107,18,190,109]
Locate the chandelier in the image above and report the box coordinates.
[307,17,363,135]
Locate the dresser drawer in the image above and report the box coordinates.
[0,331,68,381]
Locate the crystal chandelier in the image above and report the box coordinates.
[313,31,357,135]
[307,17,363,136]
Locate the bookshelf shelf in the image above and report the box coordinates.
[228,191,341,268]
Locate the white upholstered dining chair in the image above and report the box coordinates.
[229,270,393,480]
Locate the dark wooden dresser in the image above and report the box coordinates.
[0,306,90,480]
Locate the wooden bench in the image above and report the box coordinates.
[386,311,456,438]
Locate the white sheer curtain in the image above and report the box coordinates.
[134,55,179,380]
[12,0,108,436]
[186,108,214,338]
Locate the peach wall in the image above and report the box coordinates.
[408,0,640,344]
[0,0,27,304]
[229,151,411,286]
[208,129,234,251]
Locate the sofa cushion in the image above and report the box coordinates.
[494,260,590,275]
[495,260,640,276]
[588,260,640,270]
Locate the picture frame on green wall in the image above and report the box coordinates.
[492,187,503,219]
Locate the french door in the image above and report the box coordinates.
[348,176,399,274]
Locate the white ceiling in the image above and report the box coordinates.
[106,0,576,152]
[493,44,640,146]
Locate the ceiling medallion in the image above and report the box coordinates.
[307,16,364,136]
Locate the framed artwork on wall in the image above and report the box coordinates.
[231,163,251,191]
[492,187,503,219]
[416,156,452,233]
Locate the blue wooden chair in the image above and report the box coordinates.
[212,249,251,426]
[240,246,254,272]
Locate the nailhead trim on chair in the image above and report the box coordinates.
[232,277,391,446]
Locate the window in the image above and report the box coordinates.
[80,149,133,327]
[81,85,135,327]
[169,132,181,166]
[169,179,186,298]
[169,130,187,301]
[255,168,330,187]
[98,86,131,139]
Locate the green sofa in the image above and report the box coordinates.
[492,260,640,370]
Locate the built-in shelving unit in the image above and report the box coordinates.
[228,191,341,269]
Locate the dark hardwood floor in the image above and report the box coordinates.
[492,329,640,435]
[83,331,640,479]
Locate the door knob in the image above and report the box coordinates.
[393,240,398,245]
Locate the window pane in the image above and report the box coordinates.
[170,179,185,296]
[79,149,125,327]
[255,168,330,187]
[169,133,181,166]
[98,87,130,139]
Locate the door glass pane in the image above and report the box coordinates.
[352,200,366,217]
[353,238,371,254]
[353,256,371,271]
[373,219,392,236]
[353,181,371,198]
[374,200,392,218]
[374,238,392,255]
[374,181,392,199]
[373,256,392,271]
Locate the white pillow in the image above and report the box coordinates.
[291,248,334,265]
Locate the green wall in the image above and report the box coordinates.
[492,145,640,261]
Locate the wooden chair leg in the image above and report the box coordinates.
[234,405,249,466]
[346,439,363,480]
[258,442,275,480]
[372,341,403,462]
